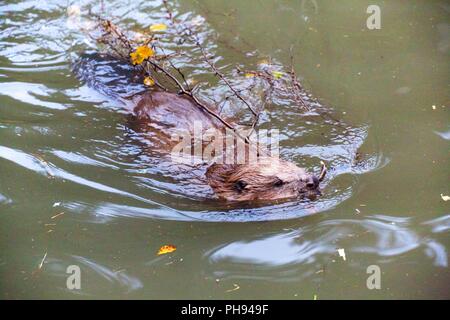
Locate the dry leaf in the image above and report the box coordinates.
[244,72,255,78]
[144,76,155,86]
[130,46,154,65]
[149,23,167,32]
[157,244,177,255]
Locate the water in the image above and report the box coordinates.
[0,0,449,299]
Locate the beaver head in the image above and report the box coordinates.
[205,157,322,202]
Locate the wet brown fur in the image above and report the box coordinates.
[124,91,320,202]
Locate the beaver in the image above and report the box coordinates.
[73,53,323,202]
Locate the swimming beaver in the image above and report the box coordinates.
[73,53,323,202]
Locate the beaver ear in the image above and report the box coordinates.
[205,163,236,186]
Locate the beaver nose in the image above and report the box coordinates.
[305,175,319,189]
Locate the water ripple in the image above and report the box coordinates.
[204,215,449,280]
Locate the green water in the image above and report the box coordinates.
[0,0,449,299]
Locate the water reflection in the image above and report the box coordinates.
[434,128,450,141]
[0,146,159,206]
[45,255,143,295]
[424,215,450,234]
[0,193,12,205]
[205,215,449,281]
[0,82,68,110]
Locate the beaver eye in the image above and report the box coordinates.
[274,179,284,187]
[235,180,247,191]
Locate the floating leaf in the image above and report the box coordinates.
[157,244,176,255]
[130,46,154,65]
[149,23,167,32]
[144,76,155,86]
[271,71,284,79]
[441,194,450,201]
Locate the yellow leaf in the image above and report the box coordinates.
[144,76,155,86]
[130,46,154,65]
[157,244,176,255]
[244,72,255,78]
[149,23,167,32]
[271,71,284,79]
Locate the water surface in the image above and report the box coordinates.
[0,0,449,299]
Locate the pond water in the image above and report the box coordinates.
[0,0,449,299]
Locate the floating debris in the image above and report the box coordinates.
[337,248,346,261]
[38,252,47,269]
[226,283,240,293]
[157,244,177,255]
[50,212,65,219]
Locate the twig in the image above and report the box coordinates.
[39,252,47,269]
[162,0,258,117]
[93,17,260,148]
[289,50,310,112]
